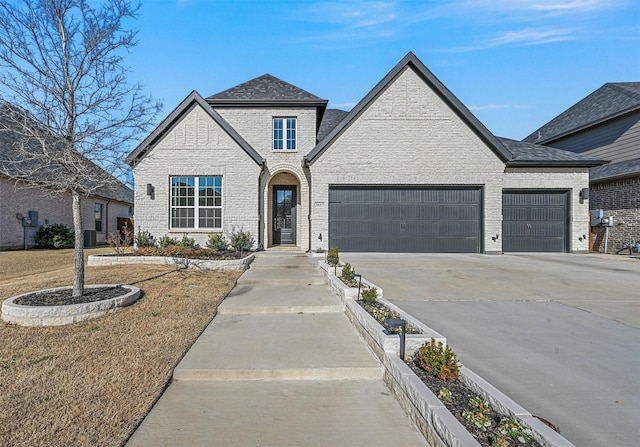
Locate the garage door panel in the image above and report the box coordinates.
[329,187,481,253]
[502,191,568,253]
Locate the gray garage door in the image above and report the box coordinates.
[502,191,568,252]
[329,187,481,253]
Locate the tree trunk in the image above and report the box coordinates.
[72,190,85,298]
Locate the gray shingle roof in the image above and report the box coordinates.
[499,137,606,167]
[0,106,133,203]
[207,74,328,106]
[524,82,640,143]
[317,108,349,142]
[590,158,640,183]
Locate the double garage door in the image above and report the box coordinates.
[328,187,569,253]
[329,186,481,253]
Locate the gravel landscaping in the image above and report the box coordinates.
[0,248,241,446]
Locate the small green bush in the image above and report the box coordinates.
[179,233,196,248]
[206,233,226,251]
[230,229,253,254]
[159,235,180,249]
[361,286,378,302]
[417,338,460,381]
[135,228,156,248]
[341,262,355,284]
[327,246,339,266]
[35,224,74,249]
[462,397,492,432]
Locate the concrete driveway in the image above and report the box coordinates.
[341,253,640,447]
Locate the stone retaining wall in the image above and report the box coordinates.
[88,253,255,271]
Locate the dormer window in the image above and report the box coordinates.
[273,118,296,151]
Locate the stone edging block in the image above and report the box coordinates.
[88,253,255,271]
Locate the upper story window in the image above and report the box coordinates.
[273,118,296,151]
[170,176,222,230]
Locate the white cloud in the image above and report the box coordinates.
[450,27,577,51]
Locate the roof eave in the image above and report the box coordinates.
[506,160,607,168]
[306,52,512,165]
[590,170,640,184]
[207,99,328,108]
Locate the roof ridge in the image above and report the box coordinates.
[606,82,640,101]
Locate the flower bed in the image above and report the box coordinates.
[88,252,255,271]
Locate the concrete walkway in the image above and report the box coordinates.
[126,251,428,447]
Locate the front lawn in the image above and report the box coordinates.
[0,248,241,446]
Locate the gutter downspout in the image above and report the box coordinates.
[258,160,267,250]
[303,156,312,253]
[105,198,111,238]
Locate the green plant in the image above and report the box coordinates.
[496,418,533,443]
[179,233,196,248]
[417,338,460,381]
[135,228,156,248]
[361,286,378,302]
[159,235,180,248]
[438,387,452,402]
[230,229,253,255]
[341,262,356,285]
[462,397,492,432]
[206,233,226,251]
[327,246,339,267]
[35,223,74,248]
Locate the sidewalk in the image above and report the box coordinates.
[126,251,428,447]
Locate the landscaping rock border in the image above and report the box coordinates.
[318,259,576,447]
[88,253,255,271]
[2,284,141,327]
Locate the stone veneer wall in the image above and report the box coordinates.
[590,176,640,253]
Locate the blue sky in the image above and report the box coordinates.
[129,0,640,140]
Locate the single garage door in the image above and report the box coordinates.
[502,191,568,252]
[329,186,481,253]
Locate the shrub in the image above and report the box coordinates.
[417,338,460,381]
[135,228,156,248]
[206,233,226,251]
[159,235,180,249]
[340,262,356,284]
[438,387,452,402]
[230,229,253,255]
[179,233,196,248]
[136,246,161,256]
[106,225,133,255]
[361,286,378,302]
[462,397,492,432]
[35,223,74,249]
[327,246,339,266]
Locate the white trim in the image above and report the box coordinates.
[169,175,223,231]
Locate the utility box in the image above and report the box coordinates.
[602,216,614,227]
[28,211,38,227]
[590,209,603,226]
[84,230,96,247]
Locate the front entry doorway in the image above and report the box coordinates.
[272,186,296,245]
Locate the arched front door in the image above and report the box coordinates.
[272,185,296,245]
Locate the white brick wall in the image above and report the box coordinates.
[0,178,132,249]
[309,66,506,252]
[133,103,262,248]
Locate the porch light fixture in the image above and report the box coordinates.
[385,317,407,360]
[146,183,154,197]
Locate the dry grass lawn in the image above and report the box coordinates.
[0,248,242,446]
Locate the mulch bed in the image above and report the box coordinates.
[14,286,127,306]
[358,300,422,334]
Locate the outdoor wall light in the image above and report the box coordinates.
[146,183,154,196]
[318,233,322,241]
[491,234,499,242]
[385,317,407,360]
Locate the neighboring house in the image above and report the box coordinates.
[0,108,133,250]
[524,83,640,253]
[127,52,602,254]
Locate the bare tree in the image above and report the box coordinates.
[0,0,161,297]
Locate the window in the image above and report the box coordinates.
[95,203,103,232]
[273,118,296,150]
[170,176,222,229]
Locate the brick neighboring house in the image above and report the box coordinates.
[0,107,133,250]
[127,52,603,254]
[524,83,640,253]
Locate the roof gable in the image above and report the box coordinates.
[206,74,328,107]
[305,52,513,164]
[498,137,606,167]
[524,82,640,144]
[125,91,264,167]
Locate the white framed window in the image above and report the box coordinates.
[95,203,103,232]
[273,117,296,150]
[170,176,222,229]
